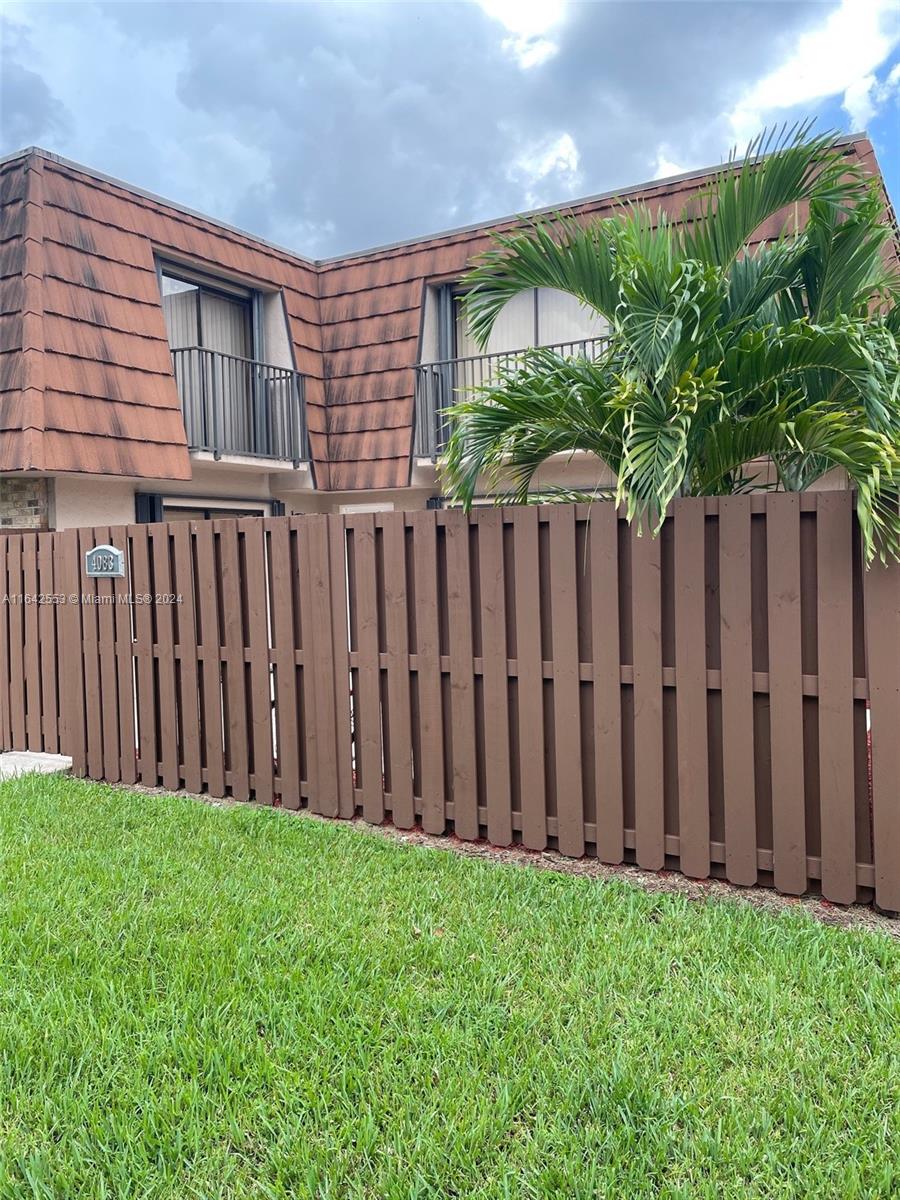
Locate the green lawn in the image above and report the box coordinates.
[0,777,896,1199]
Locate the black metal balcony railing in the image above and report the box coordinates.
[171,346,308,466]
[413,335,609,458]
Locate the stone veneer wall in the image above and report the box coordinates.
[0,478,53,530]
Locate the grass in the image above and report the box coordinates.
[0,777,896,1199]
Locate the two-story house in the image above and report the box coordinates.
[0,134,888,530]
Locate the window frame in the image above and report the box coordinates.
[156,258,265,363]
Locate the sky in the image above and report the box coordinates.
[2,0,899,259]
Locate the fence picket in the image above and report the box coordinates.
[150,524,179,792]
[631,522,664,869]
[549,505,584,858]
[591,504,623,863]
[766,495,806,894]
[445,510,478,840]
[218,519,250,802]
[241,518,274,804]
[111,524,136,785]
[306,515,339,818]
[719,497,757,886]
[512,507,546,851]
[92,526,121,784]
[193,520,225,796]
[865,556,900,912]
[478,510,512,847]
[0,537,9,751]
[328,515,354,819]
[131,525,157,786]
[171,523,201,794]
[674,499,710,878]
[37,533,59,754]
[8,537,25,753]
[22,533,41,751]
[816,492,857,904]
[410,512,445,834]
[349,514,383,822]
[268,517,301,808]
[383,515,414,828]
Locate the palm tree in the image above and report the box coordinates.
[441,126,900,562]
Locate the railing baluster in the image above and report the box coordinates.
[168,345,308,464]
[412,333,609,458]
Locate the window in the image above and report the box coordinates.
[161,498,273,522]
[159,263,257,360]
[453,287,607,359]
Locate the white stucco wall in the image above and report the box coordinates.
[53,476,136,530]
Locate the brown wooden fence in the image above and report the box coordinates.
[1,493,898,910]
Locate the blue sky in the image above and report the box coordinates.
[2,1,899,256]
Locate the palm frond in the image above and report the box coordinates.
[440,351,624,507]
[461,216,620,348]
[679,124,868,271]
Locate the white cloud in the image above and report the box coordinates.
[653,151,689,180]
[843,61,900,127]
[475,0,565,39]
[727,0,900,141]
[507,131,581,206]
[476,0,565,68]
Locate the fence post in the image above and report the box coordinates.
[864,557,900,912]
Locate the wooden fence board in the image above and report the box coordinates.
[0,537,9,750]
[193,520,225,797]
[58,529,86,773]
[512,507,547,851]
[130,524,156,786]
[171,522,201,794]
[549,505,584,858]
[218,520,250,802]
[718,497,757,886]
[445,510,478,840]
[150,524,179,793]
[410,512,445,834]
[241,518,274,804]
[478,510,512,847]
[37,533,59,754]
[766,495,806,894]
[674,499,710,878]
[267,517,301,808]
[8,537,26,753]
[383,515,414,828]
[77,529,103,779]
[22,533,41,751]
[306,516,339,818]
[631,523,664,869]
[328,516,355,819]
[865,557,900,912]
[816,492,857,904]
[590,504,623,863]
[350,514,384,823]
[295,518,320,807]
[92,526,121,783]
[110,524,136,785]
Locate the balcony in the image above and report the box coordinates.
[171,346,308,466]
[413,336,609,458]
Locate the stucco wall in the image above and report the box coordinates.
[53,476,136,531]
